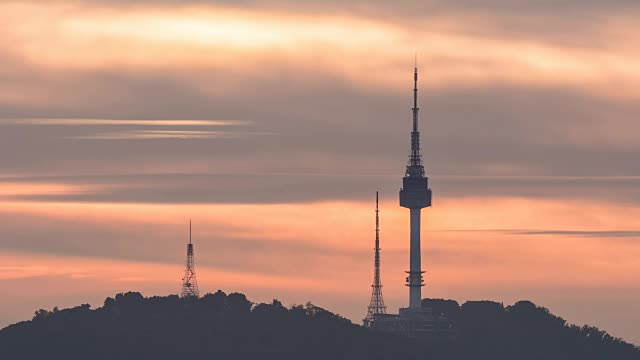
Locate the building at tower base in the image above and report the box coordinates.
[366,307,455,340]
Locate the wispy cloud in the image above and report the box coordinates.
[512,230,640,238]
[0,119,249,126]
[441,229,640,238]
[1,172,639,204]
[69,130,275,140]
[0,182,101,197]
[2,2,640,99]
[0,118,273,141]
[0,264,92,281]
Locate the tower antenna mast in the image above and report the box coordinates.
[180,219,200,298]
[365,191,387,325]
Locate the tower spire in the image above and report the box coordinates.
[365,191,387,325]
[407,65,424,177]
[180,220,199,298]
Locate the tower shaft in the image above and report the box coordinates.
[399,66,431,309]
[408,208,423,308]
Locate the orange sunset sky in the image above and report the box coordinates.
[1,0,639,345]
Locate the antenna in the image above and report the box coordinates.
[180,220,199,298]
[364,191,387,325]
[405,63,424,177]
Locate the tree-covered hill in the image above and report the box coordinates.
[422,298,640,359]
[0,291,638,360]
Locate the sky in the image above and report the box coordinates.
[1,0,640,344]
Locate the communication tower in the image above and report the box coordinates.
[180,220,200,298]
[399,66,432,309]
[364,192,387,326]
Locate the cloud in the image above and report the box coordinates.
[1,119,247,126]
[443,228,640,239]
[59,0,640,16]
[0,118,266,140]
[69,130,274,140]
[0,2,639,207]
[512,230,640,238]
[1,82,639,205]
[1,173,640,205]
[2,2,639,99]
[1,81,640,205]
[2,197,640,273]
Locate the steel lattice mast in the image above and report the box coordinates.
[180,220,200,298]
[365,191,387,322]
[399,65,432,309]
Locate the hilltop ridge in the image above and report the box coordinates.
[1,291,638,360]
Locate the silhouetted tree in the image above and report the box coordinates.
[423,298,461,320]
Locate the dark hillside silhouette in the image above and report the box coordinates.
[1,291,638,360]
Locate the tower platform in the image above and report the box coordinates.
[366,306,455,340]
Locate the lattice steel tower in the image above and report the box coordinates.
[399,65,432,309]
[180,220,200,298]
[365,191,387,325]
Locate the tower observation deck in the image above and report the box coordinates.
[399,66,432,309]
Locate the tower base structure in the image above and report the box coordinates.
[365,306,455,340]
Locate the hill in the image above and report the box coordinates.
[0,291,638,360]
